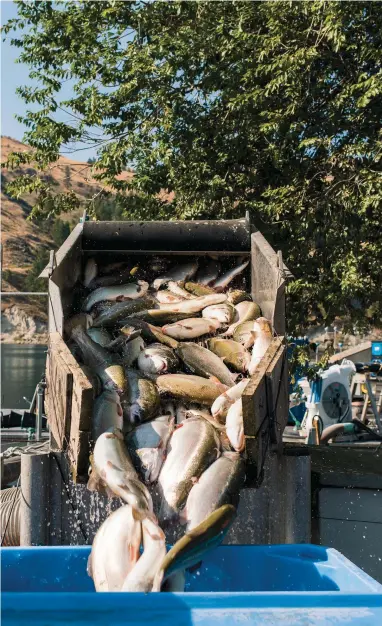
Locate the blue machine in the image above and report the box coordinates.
[2,544,382,625]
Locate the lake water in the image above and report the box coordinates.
[1,344,47,409]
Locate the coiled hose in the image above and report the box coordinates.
[1,487,21,546]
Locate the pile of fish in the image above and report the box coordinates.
[67,255,274,592]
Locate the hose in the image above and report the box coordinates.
[0,487,21,546]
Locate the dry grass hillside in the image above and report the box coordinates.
[1,136,132,341]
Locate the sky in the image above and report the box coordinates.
[1,0,97,161]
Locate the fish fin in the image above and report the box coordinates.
[128,543,140,565]
[87,553,93,578]
[209,375,221,385]
[186,560,203,574]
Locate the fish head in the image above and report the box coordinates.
[253,317,273,336]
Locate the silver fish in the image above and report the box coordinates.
[162,318,220,340]
[155,290,184,305]
[127,415,175,483]
[137,343,179,376]
[87,327,113,348]
[183,452,245,530]
[158,416,221,522]
[212,259,250,291]
[121,516,167,593]
[88,504,142,592]
[227,290,252,305]
[176,342,234,387]
[159,293,226,313]
[88,428,153,515]
[157,374,228,405]
[202,302,235,324]
[88,266,135,290]
[226,399,245,452]
[233,320,256,349]
[121,336,145,367]
[167,281,195,300]
[124,368,160,424]
[121,319,179,349]
[211,379,250,419]
[92,296,156,327]
[185,406,226,431]
[71,326,126,392]
[248,317,273,375]
[184,282,216,296]
[83,281,149,312]
[92,389,123,441]
[195,260,221,285]
[83,258,98,288]
[152,261,199,290]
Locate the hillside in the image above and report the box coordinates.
[1,136,132,342]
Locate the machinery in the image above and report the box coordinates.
[297,360,356,439]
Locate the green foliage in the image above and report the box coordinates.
[51,218,70,246]
[2,0,382,333]
[23,248,49,292]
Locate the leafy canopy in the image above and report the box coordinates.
[3,0,382,333]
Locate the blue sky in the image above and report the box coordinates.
[1,0,97,161]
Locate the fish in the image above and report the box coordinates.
[207,338,251,373]
[152,261,199,290]
[121,336,145,367]
[184,282,216,296]
[202,302,235,324]
[195,260,221,285]
[227,290,252,305]
[71,326,126,392]
[175,403,189,424]
[83,258,98,288]
[87,504,142,592]
[185,406,226,431]
[88,427,153,514]
[223,300,261,336]
[127,414,175,483]
[121,319,179,349]
[80,365,103,398]
[134,309,197,325]
[162,318,220,340]
[88,266,136,290]
[158,293,226,314]
[87,327,113,348]
[157,416,221,522]
[211,259,250,291]
[155,290,184,305]
[64,312,92,338]
[248,317,274,375]
[233,320,256,349]
[157,374,228,405]
[226,399,245,452]
[152,505,237,590]
[124,368,160,424]
[82,281,149,312]
[91,296,156,327]
[138,343,179,376]
[161,570,186,592]
[183,452,245,530]
[176,342,234,387]
[115,326,142,342]
[211,378,250,419]
[92,389,123,441]
[167,281,195,300]
[121,516,167,593]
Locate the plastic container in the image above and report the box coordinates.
[2,544,382,625]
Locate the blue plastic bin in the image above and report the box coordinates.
[2,544,382,625]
